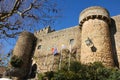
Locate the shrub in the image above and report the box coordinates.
[38,61,120,80]
[10,55,23,68]
[37,73,44,80]
[70,61,82,73]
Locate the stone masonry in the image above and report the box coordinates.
[33,6,120,73]
[5,6,120,80]
[80,6,114,66]
[34,26,81,73]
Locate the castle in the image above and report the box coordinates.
[33,6,120,73]
[5,6,120,80]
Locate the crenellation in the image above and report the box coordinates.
[80,6,114,67]
[80,15,110,27]
[34,26,55,37]
[34,25,81,73]
[6,6,120,79]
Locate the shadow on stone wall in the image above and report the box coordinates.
[91,45,97,52]
[28,63,37,79]
[110,18,119,68]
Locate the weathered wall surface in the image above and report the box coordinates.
[79,6,110,25]
[81,19,114,66]
[80,6,114,67]
[111,15,120,68]
[33,6,120,74]
[34,26,81,73]
[5,31,37,79]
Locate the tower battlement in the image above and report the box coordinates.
[80,6,114,67]
[5,6,120,80]
[79,6,111,26]
[34,26,55,36]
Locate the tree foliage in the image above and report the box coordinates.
[10,55,23,68]
[0,0,60,38]
[36,48,120,80]
[38,61,120,80]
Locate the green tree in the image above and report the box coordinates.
[37,48,120,80]
[40,61,120,80]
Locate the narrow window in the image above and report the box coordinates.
[70,39,74,45]
[85,37,93,47]
[37,45,41,49]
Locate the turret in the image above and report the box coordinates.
[4,31,37,80]
[34,26,55,37]
[80,6,114,67]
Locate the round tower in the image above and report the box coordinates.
[80,6,114,67]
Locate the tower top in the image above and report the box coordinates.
[79,6,110,26]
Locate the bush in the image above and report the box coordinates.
[70,61,82,73]
[45,71,54,80]
[10,55,23,68]
[37,73,44,80]
[38,61,120,80]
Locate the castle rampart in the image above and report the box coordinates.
[5,6,120,80]
[80,6,114,67]
[79,6,110,26]
[34,26,81,73]
[110,15,120,68]
[33,6,120,73]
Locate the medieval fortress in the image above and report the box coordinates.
[33,6,120,73]
[5,6,120,79]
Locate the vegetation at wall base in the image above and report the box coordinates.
[10,55,23,68]
[37,61,120,80]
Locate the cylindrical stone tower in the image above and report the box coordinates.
[80,6,114,67]
[4,31,37,79]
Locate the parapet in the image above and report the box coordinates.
[79,6,111,26]
[34,26,55,36]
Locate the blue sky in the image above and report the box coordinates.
[54,0,120,30]
[3,0,120,54]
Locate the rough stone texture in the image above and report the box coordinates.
[80,6,114,67]
[34,26,81,73]
[5,31,37,79]
[111,15,120,68]
[81,19,114,66]
[33,6,120,73]
[79,6,110,25]
[6,6,120,80]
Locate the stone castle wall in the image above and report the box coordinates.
[33,6,120,73]
[34,26,81,73]
[111,15,120,68]
[79,6,110,26]
[5,6,120,80]
[80,6,114,66]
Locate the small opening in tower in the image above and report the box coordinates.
[70,39,74,45]
[38,45,42,49]
[85,37,93,47]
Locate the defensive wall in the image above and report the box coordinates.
[34,26,81,72]
[33,6,120,73]
[5,6,120,80]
